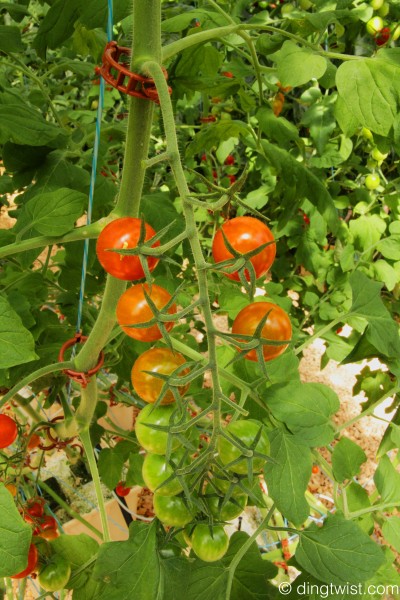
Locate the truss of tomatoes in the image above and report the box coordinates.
[95,214,292,561]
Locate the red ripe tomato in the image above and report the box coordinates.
[224,155,235,166]
[0,414,18,448]
[34,515,59,539]
[232,301,292,362]
[27,433,41,450]
[190,524,229,562]
[212,217,276,282]
[131,348,189,405]
[221,71,234,78]
[312,465,319,474]
[96,217,159,281]
[11,543,38,579]
[115,482,131,497]
[26,497,45,518]
[116,284,176,342]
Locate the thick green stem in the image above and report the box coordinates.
[75,378,99,430]
[73,0,161,376]
[80,428,110,542]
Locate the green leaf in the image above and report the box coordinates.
[141,193,184,242]
[0,485,32,577]
[0,104,67,147]
[336,57,400,136]
[33,0,80,56]
[18,188,86,237]
[0,25,24,52]
[270,41,327,87]
[187,120,250,157]
[295,514,385,584]
[331,437,367,483]
[373,260,399,292]
[51,533,100,590]
[126,453,145,487]
[0,295,38,368]
[256,107,301,148]
[264,429,312,526]
[93,521,162,600]
[374,455,400,504]
[78,0,131,29]
[261,140,339,234]
[349,215,386,254]
[382,517,400,553]
[348,272,400,359]
[0,2,30,21]
[301,95,337,155]
[263,382,340,446]
[97,448,124,490]
[161,9,228,32]
[376,235,400,260]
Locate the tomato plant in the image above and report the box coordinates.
[135,404,181,454]
[212,217,276,281]
[1,0,400,596]
[0,414,18,448]
[190,525,229,562]
[232,302,292,361]
[38,555,71,592]
[116,283,176,341]
[96,218,159,281]
[131,348,189,404]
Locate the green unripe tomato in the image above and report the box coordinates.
[371,147,388,163]
[392,24,400,41]
[207,491,248,521]
[299,0,313,8]
[190,525,229,562]
[258,1,268,8]
[217,419,270,475]
[135,404,181,455]
[38,556,71,592]
[361,127,373,141]
[154,494,196,527]
[142,451,185,496]
[378,2,389,17]
[370,0,384,10]
[366,16,384,35]
[281,4,295,16]
[365,173,381,190]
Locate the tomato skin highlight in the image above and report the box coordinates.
[142,452,185,496]
[153,494,195,527]
[135,404,181,454]
[132,348,189,405]
[0,414,18,448]
[96,218,159,281]
[217,419,270,474]
[116,284,176,342]
[190,525,229,562]
[212,217,276,281]
[232,301,292,362]
[11,543,38,579]
[38,555,71,592]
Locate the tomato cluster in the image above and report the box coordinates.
[22,497,60,540]
[95,212,291,562]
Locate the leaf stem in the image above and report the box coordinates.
[337,386,400,432]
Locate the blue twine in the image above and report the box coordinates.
[75,0,114,336]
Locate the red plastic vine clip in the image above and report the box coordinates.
[58,333,104,388]
[95,41,172,104]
